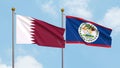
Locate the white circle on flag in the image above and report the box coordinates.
[78,22,99,43]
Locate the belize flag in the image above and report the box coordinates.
[66,16,112,48]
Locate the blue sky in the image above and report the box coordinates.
[0,0,120,68]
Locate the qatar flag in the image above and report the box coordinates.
[16,15,65,48]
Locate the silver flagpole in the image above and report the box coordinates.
[11,7,15,68]
[61,8,64,68]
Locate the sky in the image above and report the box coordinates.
[0,0,120,68]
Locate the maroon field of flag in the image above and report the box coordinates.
[16,15,65,48]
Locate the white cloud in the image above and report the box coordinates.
[0,56,43,68]
[0,64,11,68]
[0,58,11,68]
[102,7,120,35]
[38,0,57,15]
[15,56,43,68]
[63,0,92,19]
[36,0,92,19]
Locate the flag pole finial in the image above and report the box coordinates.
[61,8,64,12]
[11,8,15,11]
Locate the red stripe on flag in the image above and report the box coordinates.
[31,19,65,48]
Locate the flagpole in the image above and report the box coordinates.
[61,8,64,68]
[11,7,15,68]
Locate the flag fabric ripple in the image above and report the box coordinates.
[16,15,65,48]
[66,16,112,48]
